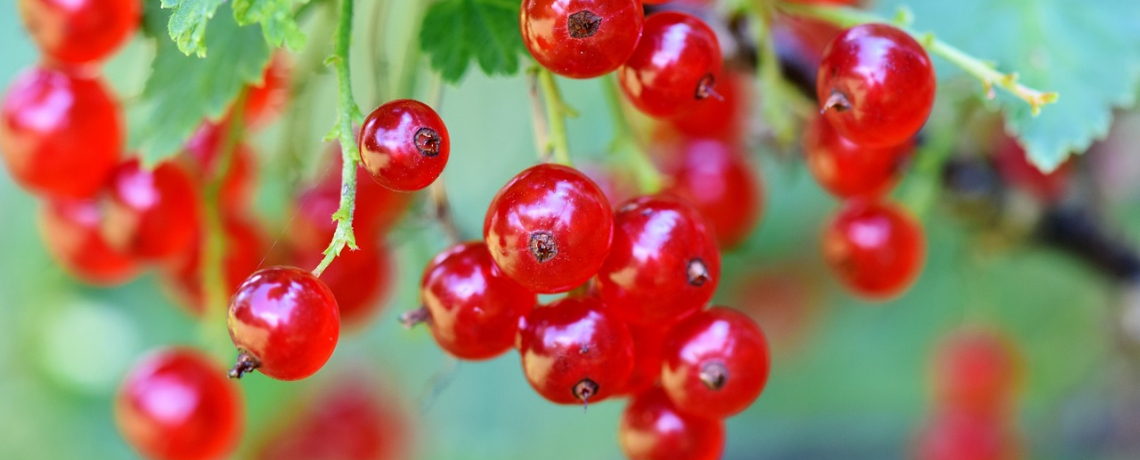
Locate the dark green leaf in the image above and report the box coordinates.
[131,2,271,165]
[232,0,308,50]
[879,0,1140,171]
[419,0,525,83]
[160,0,225,57]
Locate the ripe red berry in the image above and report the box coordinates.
[484,163,614,294]
[596,194,721,326]
[655,136,763,249]
[519,0,644,79]
[0,66,122,199]
[17,0,140,65]
[914,409,1022,460]
[618,325,668,396]
[518,296,634,405]
[164,214,267,316]
[817,23,936,148]
[103,159,201,261]
[660,307,770,419]
[618,12,723,118]
[243,54,290,130]
[932,327,1022,417]
[618,388,725,460]
[293,242,394,331]
[822,199,926,300]
[418,242,537,360]
[803,114,913,198]
[115,347,243,460]
[227,266,340,381]
[359,99,450,192]
[39,197,139,285]
[667,70,750,140]
[182,121,257,209]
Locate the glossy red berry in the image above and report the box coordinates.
[667,70,750,140]
[227,266,340,381]
[39,197,139,285]
[618,325,668,396]
[618,388,725,460]
[661,307,770,419]
[519,0,644,79]
[17,0,140,65]
[484,163,614,294]
[115,348,243,460]
[103,159,201,261]
[803,114,913,198]
[817,23,936,148]
[822,199,926,300]
[359,99,449,192]
[655,136,763,248]
[418,242,537,360]
[619,12,723,118]
[183,121,257,209]
[914,409,1022,460]
[0,66,122,199]
[294,242,394,331]
[164,214,267,316]
[518,296,634,405]
[596,194,721,326]
[932,327,1022,417]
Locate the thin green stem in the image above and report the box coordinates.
[602,76,663,194]
[313,0,364,277]
[777,2,1059,114]
[750,0,802,147]
[536,68,573,166]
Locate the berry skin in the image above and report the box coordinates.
[932,327,1022,417]
[803,114,913,198]
[103,159,202,261]
[164,213,267,316]
[0,66,122,199]
[596,194,721,326]
[667,70,750,140]
[660,307,770,419]
[618,388,725,460]
[618,12,723,118]
[114,347,243,460]
[519,0,644,79]
[821,199,926,300]
[359,99,450,192]
[39,197,139,286]
[227,266,340,381]
[618,325,668,396]
[655,136,763,249]
[484,163,614,294]
[419,242,537,360]
[817,23,936,148]
[518,296,634,405]
[17,0,140,65]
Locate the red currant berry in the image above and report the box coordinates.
[484,163,614,294]
[115,347,243,460]
[618,388,725,460]
[0,66,122,199]
[914,409,1022,460]
[518,296,634,405]
[417,242,537,360]
[18,0,140,65]
[596,194,721,326]
[661,306,770,419]
[243,54,290,130]
[519,0,644,79]
[359,99,449,192]
[617,325,667,396]
[822,199,925,300]
[655,136,763,249]
[183,121,257,209]
[39,197,139,285]
[618,12,723,118]
[932,327,1022,417]
[667,70,750,140]
[227,266,340,381]
[817,23,936,148]
[293,242,394,331]
[103,159,201,261]
[164,214,267,316]
[803,114,913,198]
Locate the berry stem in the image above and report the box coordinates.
[535,67,574,166]
[776,2,1059,115]
[428,180,463,244]
[602,75,663,194]
[313,0,365,278]
[749,0,811,147]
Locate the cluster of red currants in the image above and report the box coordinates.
[915,327,1025,460]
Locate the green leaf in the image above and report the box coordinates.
[878,0,1140,172]
[419,0,525,83]
[160,0,225,57]
[131,2,271,165]
[232,0,308,50]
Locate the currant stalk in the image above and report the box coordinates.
[534,67,574,165]
[602,75,663,194]
[777,2,1058,114]
[313,0,365,277]
[749,0,813,147]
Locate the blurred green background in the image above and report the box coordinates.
[2,0,1140,459]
